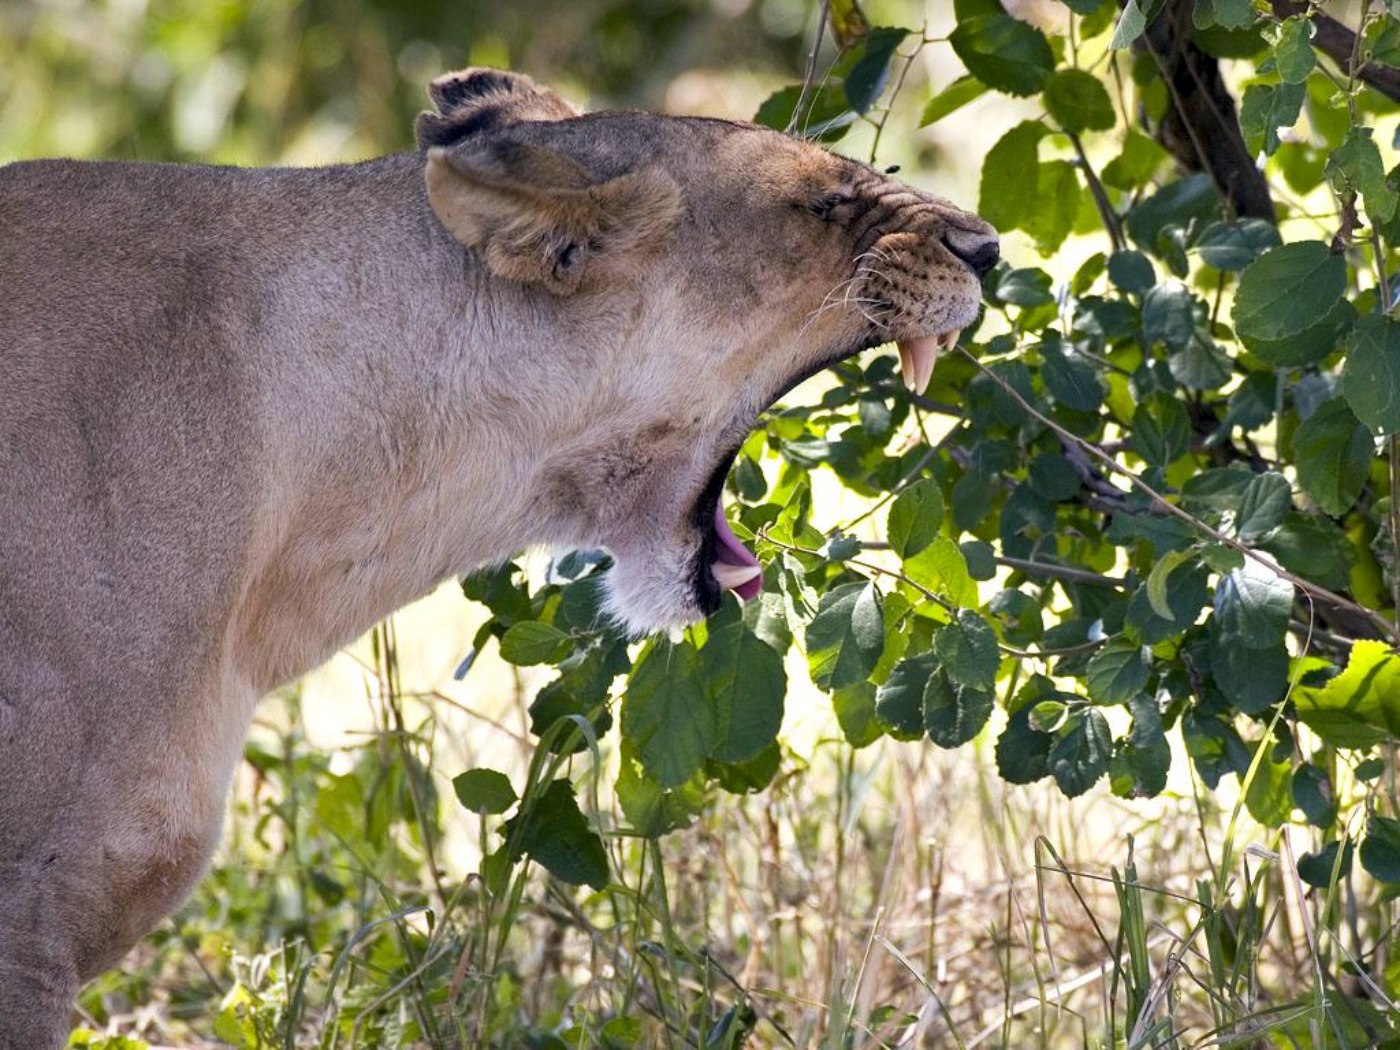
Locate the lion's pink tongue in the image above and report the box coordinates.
[712,503,762,601]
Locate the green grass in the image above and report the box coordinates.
[68,617,1400,1049]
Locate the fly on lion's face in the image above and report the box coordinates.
[418,74,999,634]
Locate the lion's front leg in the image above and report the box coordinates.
[0,672,253,1048]
[0,875,80,1050]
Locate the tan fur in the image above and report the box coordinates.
[0,68,995,1045]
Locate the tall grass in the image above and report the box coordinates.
[69,603,1400,1048]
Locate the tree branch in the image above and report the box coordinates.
[959,346,1400,644]
[1271,0,1400,105]
[1135,0,1275,222]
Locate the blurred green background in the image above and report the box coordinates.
[0,0,828,163]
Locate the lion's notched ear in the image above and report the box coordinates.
[426,139,682,295]
[415,68,579,149]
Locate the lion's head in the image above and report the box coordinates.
[418,68,998,634]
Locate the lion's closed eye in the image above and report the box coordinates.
[807,191,855,220]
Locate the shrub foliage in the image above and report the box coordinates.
[459,0,1400,916]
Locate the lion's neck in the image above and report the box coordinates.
[225,170,625,689]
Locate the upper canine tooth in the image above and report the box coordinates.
[713,562,762,590]
[896,335,941,396]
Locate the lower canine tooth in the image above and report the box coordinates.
[713,562,762,590]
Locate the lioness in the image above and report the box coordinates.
[0,67,996,1044]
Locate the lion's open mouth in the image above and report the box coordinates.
[691,327,964,611]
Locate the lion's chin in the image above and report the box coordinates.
[600,545,708,638]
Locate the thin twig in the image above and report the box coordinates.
[958,346,1400,643]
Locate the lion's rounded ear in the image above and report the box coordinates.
[426,142,681,295]
[415,68,579,150]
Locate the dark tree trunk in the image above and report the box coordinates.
[1135,0,1276,223]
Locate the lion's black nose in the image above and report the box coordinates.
[942,228,1000,278]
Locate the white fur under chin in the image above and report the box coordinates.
[600,546,705,637]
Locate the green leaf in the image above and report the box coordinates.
[1213,558,1294,649]
[453,768,518,815]
[1102,131,1169,191]
[1342,313,1400,435]
[503,779,609,890]
[616,743,704,837]
[1144,548,1197,620]
[1126,174,1220,248]
[1273,16,1316,83]
[1195,0,1256,30]
[1292,763,1338,828]
[833,681,884,748]
[461,561,534,624]
[978,121,1045,232]
[996,705,1055,784]
[1212,638,1288,714]
[529,638,625,752]
[923,673,994,748]
[1244,753,1292,828]
[1023,159,1081,255]
[876,649,939,738]
[499,621,571,666]
[1041,344,1105,411]
[1297,840,1353,889]
[887,478,945,559]
[1044,68,1114,133]
[1327,126,1398,225]
[1142,281,1197,352]
[1049,710,1112,797]
[1293,398,1373,515]
[949,14,1055,97]
[1130,393,1190,466]
[920,74,989,126]
[701,604,786,763]
[1171,333,1232,390]
[754,83,854,142]
[1028,453,1081,502]
[1085,638,1152,705]
[1188,467,1262,524]
[1108,696,1170,798]
[708,741,781,795]
[1108,249,1156,294]
[1233,241,1347,344]
[1361,815,1400,883]
[844,27,911,113]
[1194,219,1281,271]
[1234,471,1292,541]
[1239,80,1305,155]
[933,609,1000,691]
[903,536,979,607]
[1296,640,1400,747]
[993,264,1054,306]
[806,582,885,690]
[622,640,712,787]
[1110,0,1147,49]
[1260,513,1355,592]
[1242,298,1356,368]
[960,539,997,580]
[1128,560,1210,644]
